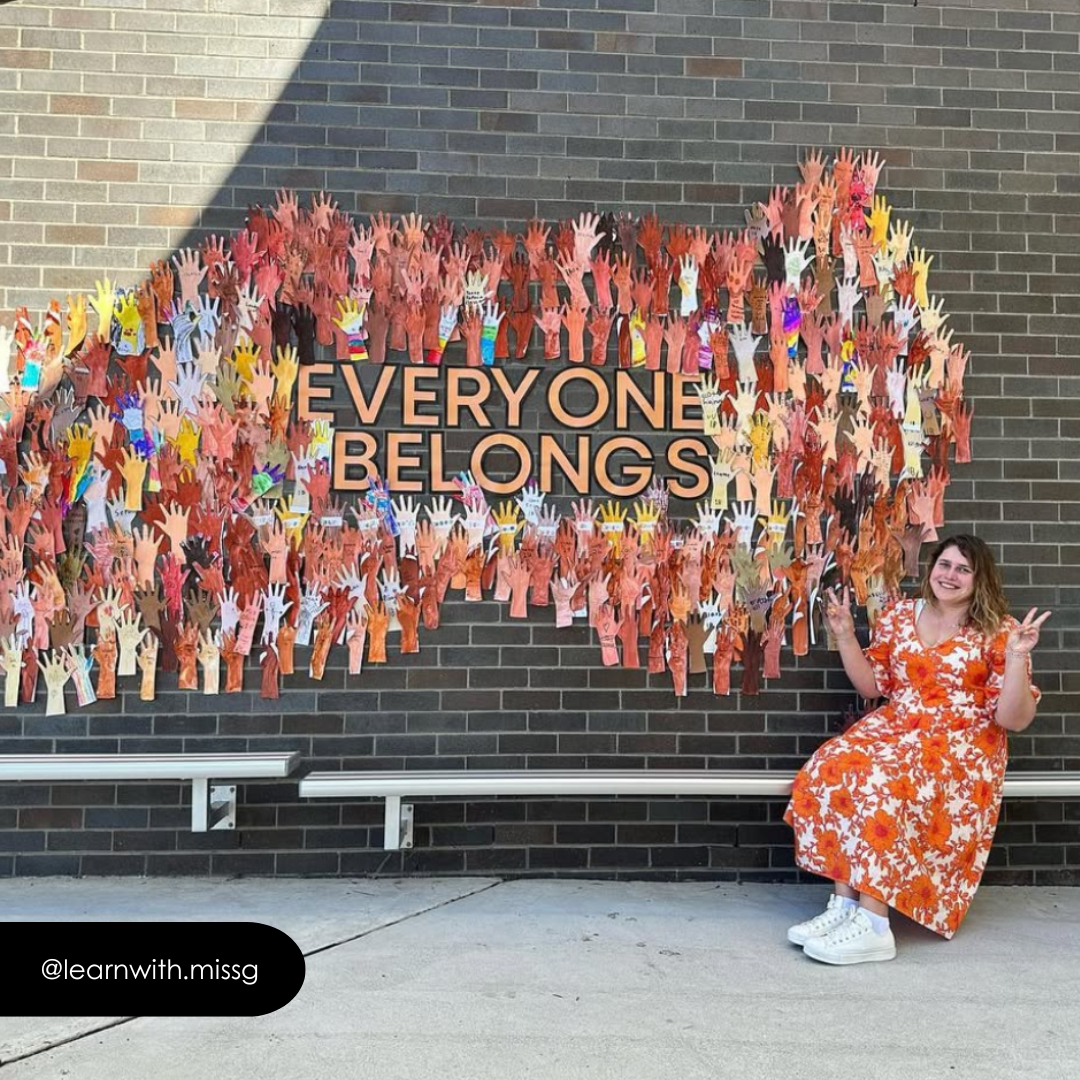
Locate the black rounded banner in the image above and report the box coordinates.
[7,922,305,1016]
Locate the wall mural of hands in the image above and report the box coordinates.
[0,154,973,702]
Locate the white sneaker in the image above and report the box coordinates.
[802,908,897,965]
[787,894,854,946]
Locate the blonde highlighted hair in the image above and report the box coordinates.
[919,534,1010,638]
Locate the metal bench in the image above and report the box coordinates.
[0,752,302,832]
[299,768,1080,851]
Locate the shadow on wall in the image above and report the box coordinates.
[176,0,780,251]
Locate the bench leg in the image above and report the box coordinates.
[383,796,414,851]
[191,779,208,832]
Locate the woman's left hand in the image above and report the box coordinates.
[1007,608,1052,655]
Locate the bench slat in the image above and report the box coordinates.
[301,769,797,798]
[0,753,301,782]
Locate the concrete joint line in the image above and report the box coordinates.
[2,879,507,1067]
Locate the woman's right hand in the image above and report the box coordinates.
[823,586,857,641]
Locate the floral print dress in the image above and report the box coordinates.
[784,598,1041,938]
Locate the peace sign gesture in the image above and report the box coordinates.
[822,585,856,641]
[1006,608,1051,657]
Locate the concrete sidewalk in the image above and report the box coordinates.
[2,877,1078,1079]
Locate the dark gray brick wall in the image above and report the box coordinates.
[0,0,1078,883]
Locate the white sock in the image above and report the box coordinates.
[836,895,858,911]
[860,907,890,935]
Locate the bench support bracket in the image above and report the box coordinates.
[190,780,238,833]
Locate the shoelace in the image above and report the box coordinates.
[815,907,847,929]
[803,907,848,934]
[826,913,872,944]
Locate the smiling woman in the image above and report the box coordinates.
[783,533,1051,965]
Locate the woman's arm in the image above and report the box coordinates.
[994,608,1050,733]
[823,587,883,699]
[835,631,882,699]
[994,651,1038,732]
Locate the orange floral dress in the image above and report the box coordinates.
[784,598,1041,938]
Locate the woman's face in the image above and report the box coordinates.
[929,545,976,607]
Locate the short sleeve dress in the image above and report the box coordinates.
[783,598,1041,939]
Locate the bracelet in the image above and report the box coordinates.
[1005,648,1028,658]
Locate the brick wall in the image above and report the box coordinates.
[0,0,327,314]
[1,0,1078,882]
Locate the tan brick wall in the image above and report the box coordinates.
[0,0,328,314]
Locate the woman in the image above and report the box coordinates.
[783,534,1050,965]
